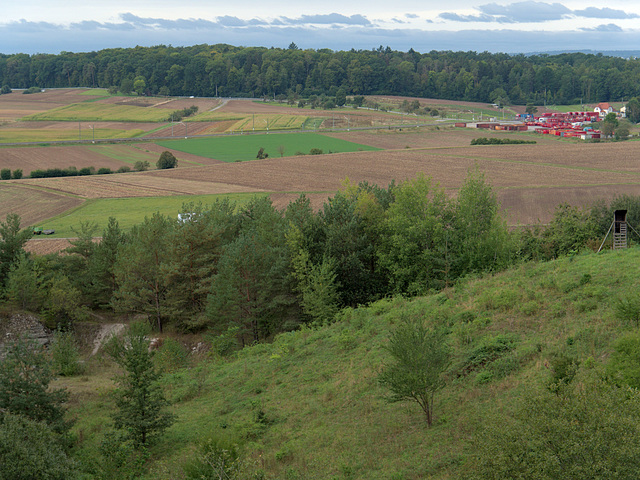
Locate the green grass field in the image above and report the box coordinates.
[23,103,171,122]
[34,193,277,236]
[155,132,380,162]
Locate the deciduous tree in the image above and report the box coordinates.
[379,317,450,427]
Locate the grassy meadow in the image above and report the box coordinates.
[58,247,640,479]
[156,132,381,162]
[34,193,275,236]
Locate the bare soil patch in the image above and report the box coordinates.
[0,183,83,226]
[0,145,139,175]
[24,238,74,255]
[0,89,100,121]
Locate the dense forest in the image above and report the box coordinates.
[1,44,639,104]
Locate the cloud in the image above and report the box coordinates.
[440,2,639,24]
[580,23,623,32]
[278,13,370,26]
[438,12,497,22]
[405,13,419,19]
[573,7,638,19]
[440,1,572,23]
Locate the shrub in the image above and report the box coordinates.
[309,148,323,155]
[0,85,11,94]
[51,330,83,377]
[12,169,22,179]
[156,151,178,169]
[154,337,189,373]
[0,413,79,480]
[134,160,150,171]
[183,436,244,480]
[97,167,113,175]
[23,86,42,94]
[256,147,269,159]
[0,168,10,180]
[116,166,131,173]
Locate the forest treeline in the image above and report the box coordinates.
[0,171,636,343]
[1,44,639,104]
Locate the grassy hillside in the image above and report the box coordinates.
[60,247,640,479]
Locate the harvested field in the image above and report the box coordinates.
[16,171,259,199]
[0,144,157,175]
[24,238,74,256]
[0,183,83,226]
[0,89,102,121]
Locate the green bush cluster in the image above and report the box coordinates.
[471,137,536,145]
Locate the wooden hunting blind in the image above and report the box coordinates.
[614,209,628,250]
[598,209,639,252]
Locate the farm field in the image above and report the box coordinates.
[4,126,638,246]
[33,193,275,237]
[155,132,381,162]
[0,144,159,175]
[2,92,640,255]
[23,103,176,122]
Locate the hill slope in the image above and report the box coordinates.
[64,247,640,479]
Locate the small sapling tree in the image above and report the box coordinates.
[107,322,175,448]
[379,317,450,427]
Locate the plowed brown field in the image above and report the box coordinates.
[0,145,157,174]
[0,183,83,225]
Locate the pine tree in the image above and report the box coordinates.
[107,322,175,447]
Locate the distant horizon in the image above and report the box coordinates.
[2,42,640,59]
[3,1,640,55]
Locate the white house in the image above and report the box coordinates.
[594,102,614,118]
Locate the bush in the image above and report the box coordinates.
[23,86,42,94]
[134,160,150,171]
[309,148,323,155]
[183,436,244,480]
[97,167,113,175]
[51,330,83,377]
[0,85,11,94]
[154,338,189,372]
[116,166,131,173]
[471,137,536,145]
[256,147,269,159]
[0,168,10,180]
[12,169,22,179]
[0,413,79,480]
[156,151,178,169]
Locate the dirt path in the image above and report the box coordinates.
[91,323,126,356]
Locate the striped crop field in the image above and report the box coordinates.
[0,128,146,143]
[23,103,172,122]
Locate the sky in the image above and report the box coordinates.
[3,0,640,55]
